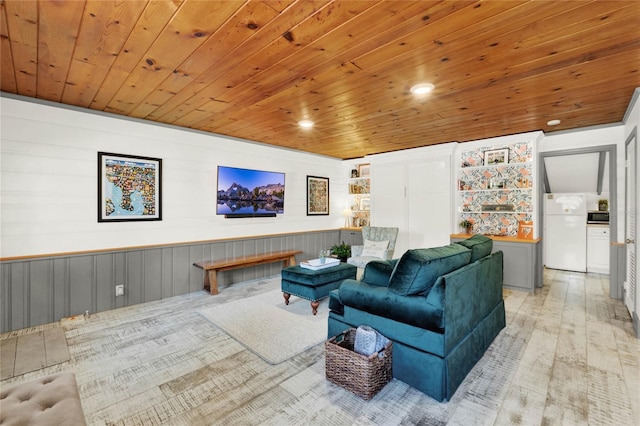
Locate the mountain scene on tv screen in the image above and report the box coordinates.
[217,182,284,214]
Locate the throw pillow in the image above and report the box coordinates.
[360,239,389,258]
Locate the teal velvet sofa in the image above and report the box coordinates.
[327,235,505,402]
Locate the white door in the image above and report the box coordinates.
[407,158,451,250]
[625,134,637,318]
[371,156,452,256]
[371,162,407,253]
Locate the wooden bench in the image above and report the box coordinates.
[193,250,302,295]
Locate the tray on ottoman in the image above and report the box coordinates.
[325,328,393,400]
[300,257,340,270]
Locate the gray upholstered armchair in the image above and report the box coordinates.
[347,226,399,269]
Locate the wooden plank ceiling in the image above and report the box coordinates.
[2,0,639,159]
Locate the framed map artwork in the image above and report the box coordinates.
[98,152,162,222]
[306,175,329,215]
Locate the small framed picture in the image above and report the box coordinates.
[484,148,509,166]
[517,220,534,240]
[351,169,359,178]
[306,175,329,215]
[360,197,370,211]
[358,163,370,177]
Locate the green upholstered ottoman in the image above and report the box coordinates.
[281,263,357,315]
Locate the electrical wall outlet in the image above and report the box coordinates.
[115,285,124,296]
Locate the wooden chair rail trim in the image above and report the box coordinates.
[193,250,302,295]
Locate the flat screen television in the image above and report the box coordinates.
[216,166,285,217]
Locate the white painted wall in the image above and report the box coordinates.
[0,95,345,258]
[539,124,626,242]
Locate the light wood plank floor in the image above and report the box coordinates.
[1,269,638,425]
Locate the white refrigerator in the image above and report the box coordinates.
[543,193,587,272]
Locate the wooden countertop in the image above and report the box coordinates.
[450,233,541,244]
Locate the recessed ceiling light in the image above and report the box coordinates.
[410,83,435,95]
[298,119,314,128]
[547,119,561,126]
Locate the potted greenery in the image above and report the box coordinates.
[330,241,351,262]
[598,199,608,211]
[459,219,473,234]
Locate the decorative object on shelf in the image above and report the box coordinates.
[353,211,370,227]
[487,179,506,189]
[359,197,370,211]
[459,219,473,234]
[358,163,370,177]
[598,199,608,211]
[483,148,509,166]
[349,179,370,194]
[306,175,329,215]
[351,169,359,178]
[517,221,534,240]
[461,142,532,168]
[482,204,515,212]
[466,214,532,236]
[458,163,532,191]
[98,152,162,222]
[462,190,531,213]
[331,242,352,262]
[342,208,353,227]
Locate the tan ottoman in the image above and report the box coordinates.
[0,371,86,425]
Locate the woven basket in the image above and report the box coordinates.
[325,328,393,400]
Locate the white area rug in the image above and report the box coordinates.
[198,288,328,364]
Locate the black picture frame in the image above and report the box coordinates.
[306,175,329,215]
[98,152,162,222]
